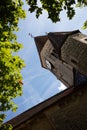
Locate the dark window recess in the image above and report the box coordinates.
[85,38,87,41]
[71,58,77,65]
[74,69,87,87]
[51,49,59,58]
[51,63,55,70]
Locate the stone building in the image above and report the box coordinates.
[6,85,87,130]
[6,30,87,130]
[35,30,87,87]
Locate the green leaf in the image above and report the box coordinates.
[27,0,87,29]
[82,20,87,29]
[0,0,26,127]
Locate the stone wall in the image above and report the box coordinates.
[61,33,87,76]
[6,85,87,130]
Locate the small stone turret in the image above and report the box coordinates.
[34,30,87,87]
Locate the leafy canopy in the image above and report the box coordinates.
[26,0,87,29]
[0,0,26,129]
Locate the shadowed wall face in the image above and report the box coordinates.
[61,33,87,76]
[13,85,87,130]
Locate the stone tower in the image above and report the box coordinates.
[34,30,87,87]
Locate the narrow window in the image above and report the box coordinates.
[51,49,59,58]
[84,38,87,41]
[71,58,77,65]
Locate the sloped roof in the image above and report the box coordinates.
[34,30,80,55]
[5,83,87,129]
[48,30,80,50]
[34,36,48,55]
[5,87,73,127]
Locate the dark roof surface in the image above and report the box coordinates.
[6,84,87,130]
[6,87,73,127]
[34,36,48,55]
[34,30,80,55]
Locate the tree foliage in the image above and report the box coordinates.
[26,0,87,29]
[0,0,26,129]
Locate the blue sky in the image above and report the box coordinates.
[4,2,87,122]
